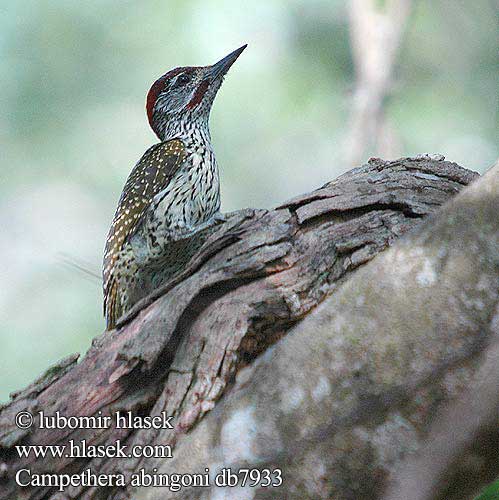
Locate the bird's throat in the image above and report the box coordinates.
[159,114,211,145]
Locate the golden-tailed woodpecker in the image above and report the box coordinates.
[103,45,246,329]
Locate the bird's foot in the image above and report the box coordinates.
[212,212,228,224]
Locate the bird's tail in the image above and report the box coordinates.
[104,279,121,330]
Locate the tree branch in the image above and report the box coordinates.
[344,0,412,165]
[0,156,489,500]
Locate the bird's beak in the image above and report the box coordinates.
[208,44,247,81]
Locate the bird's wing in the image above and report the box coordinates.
[103,138,186,328]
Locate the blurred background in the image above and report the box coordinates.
[0,0,497,401]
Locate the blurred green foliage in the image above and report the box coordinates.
[476,479,499,500]
[0,0,497,401]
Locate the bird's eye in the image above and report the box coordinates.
[177,74,190,85]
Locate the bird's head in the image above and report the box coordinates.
[146,44,246,140]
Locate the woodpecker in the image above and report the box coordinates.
[103,45,246,329]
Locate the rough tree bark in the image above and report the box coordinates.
[1,156,497,500]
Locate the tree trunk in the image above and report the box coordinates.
[1,155,497,500]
